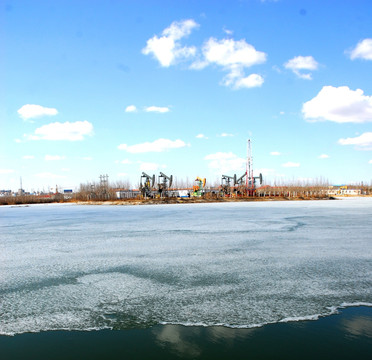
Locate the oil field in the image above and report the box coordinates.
[1,140,371,206]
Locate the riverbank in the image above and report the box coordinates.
[69,195,337,206]
[1,306,371,359]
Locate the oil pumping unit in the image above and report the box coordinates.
[221,172,263,196]
[140,172,155,198]
[221,174,237,196]
[158,172,173,197]
[192,177,206,197]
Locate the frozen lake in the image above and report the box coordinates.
[1,198,372,335]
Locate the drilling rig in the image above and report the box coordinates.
[220,140,263,197]
[158,172,173,198]
[245,139,263,196]
[140,172,155,198]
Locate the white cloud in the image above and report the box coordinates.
[284,56,319,80]
[204,152,245,173]
[18,104,58,120]
[142,19,198,67]
[192,37,266,89]
[14,139,22,143]
[139,162,166,172]
[349,38,372,60]
[22,155,35,159]
[143,20,265,90]
[118,138,187,153]
[125,105,137,113]
[144,106,170,113]
[196,38,267,69]
[369,160,372,164]
[282,162,300,168]
[270,151,281,156]
[45,155,65,161]
[117,172,128,177]
[219,133,233,137]
[234,74,264,89]
[223,27,233,36]
[28,121,94,141]
[81,156,93,161]
[302,86,372,123]
[196,134,208,139]
[318,154,329,159]
[338,132,372,150]
[35,172,66,179]
[0,169,15,174]
[61,168,70,172]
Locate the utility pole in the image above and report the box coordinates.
[99,174,109,188]
[99,174,109,200]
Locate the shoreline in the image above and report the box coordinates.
[1,306,371,359]
[4,194,372,207]
[63,195,337,206]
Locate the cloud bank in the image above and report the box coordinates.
[192,38,266,89]
[125,105,137,113]
[302,86,372,123]
[18,104,58,120]
[142,19,198,67]
[284,55,318,80]
[349,38,372,60]
[338,132,372,150]
[29,121,94,141]
[144,106,170,113]
[143,19,266,89]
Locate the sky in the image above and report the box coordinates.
[1,0,372,192]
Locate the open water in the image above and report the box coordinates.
[1,198,372,337]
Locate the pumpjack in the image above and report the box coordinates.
[221,174,237,196]
[158,172,173,197]
[221,172,263,196]
[140,172,155,198]
[192,177,206,197]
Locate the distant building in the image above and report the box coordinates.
[327,186,362,196]
[63,189,73,200]
[340,188,361,196]
[17,189,25,196]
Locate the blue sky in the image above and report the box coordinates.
[1,0,372,192]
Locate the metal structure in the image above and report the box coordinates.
[219,140,263,197]
[158,172,173,198]
[192,177,206,197]
[221,174,237,196]
[140,172,155,198]
[245,139,263,195]
[99,174,109,188]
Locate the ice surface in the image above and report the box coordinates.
[1,199,372,335]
